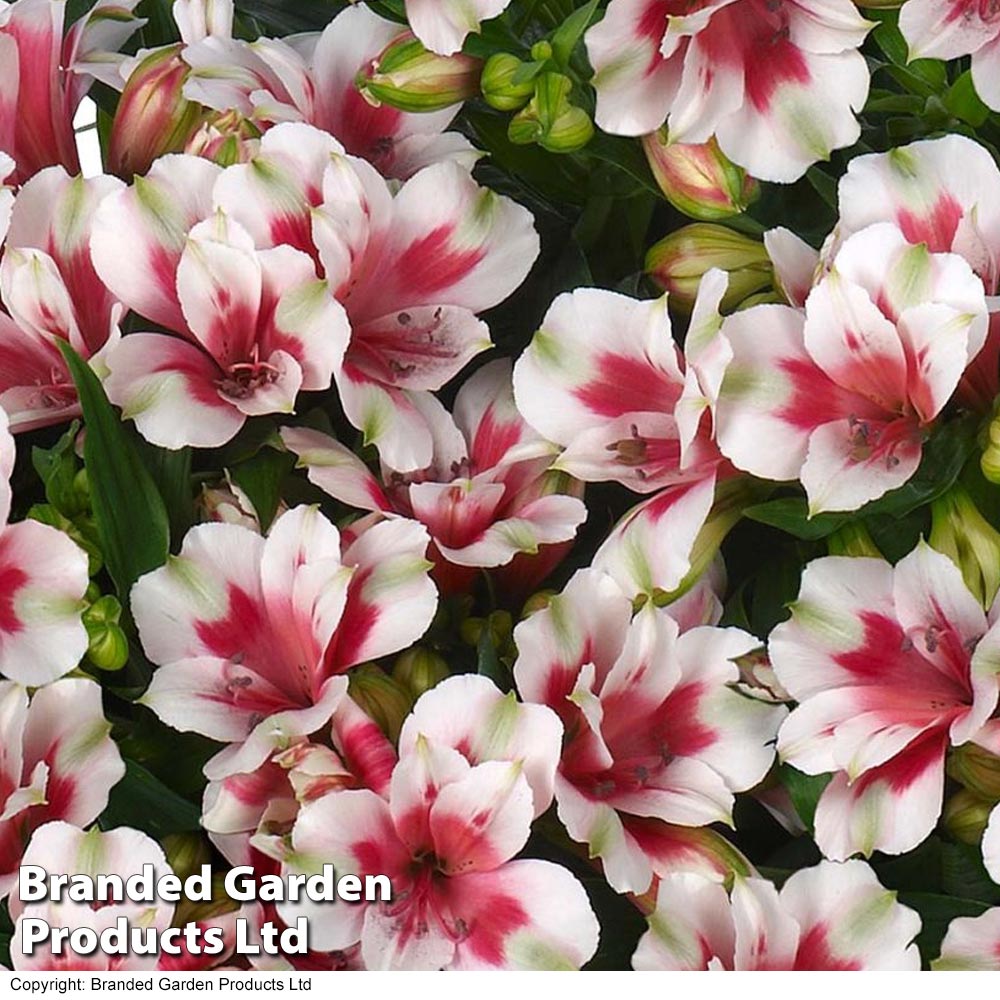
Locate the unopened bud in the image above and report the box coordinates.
[481,53,536,111]
[162,833,212,881]
[359,35,481,113]
[930,484,1000,608]
[642,133,758,221]
[348,665,414,743]
[83,595,129,672]
[948,742,1000,801]
[185,110,260,166]
[827,523,882,558]
[981,410,1000,484]
[646,224,772,313]
[392,648,450,699]
[109,46,206,178]
[521,590,557,619]
[508,73,594,154]
[943,789,994,845]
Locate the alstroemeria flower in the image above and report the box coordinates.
[396,674,563,818]
[399,0,512,57]
[209,122,539,471]
[933,909,1000,970]
[513,568,785,894]
[0,0,144,182]
[633,861,920,970]
[204,694,397,868]
[91,165,349,449]
[836,134,1000,411]
[0,679,124,897]
[10,822,174,972]
[513,278,731,497]
[280,739,600,970]
[0,404,90,685]
[282,359,586,595]
[899,0,1000,111]
[0,153,13,243]
[0,167,124,431]
[585,0,873,183]
[133,505,437,778]
[178,3,478,179]
[716,223,988,513]
[771,543,1000,861]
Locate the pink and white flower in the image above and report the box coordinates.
[10,822,174,972]
[771,543,1000,860]
[179,3,479,179]
[633,861,921,970]
[401,0,512,57]
[133,505,437,778]
[836,134,1000,411]
[0,0,144,183]
[0,404,90,685]
[586,0,873,182]
[280,738,600,970]
[933,908,1000,970]
[0,153,13,243]
[91,159,349,449]
[899,0,1000,111]
[715,223,989,513]
[282,359,586,595]
[0,167,124,431]
[0,679,124,897]
[513,568,785,894]
[210,123,538,471]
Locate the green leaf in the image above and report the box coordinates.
[231,445,296,532]
[137,441,193,548]
[898,892,991,968]
[99,760,202,837]
[550,0,600,68]
[944,71,991,126]
[777,764,831,833]
[744,498,849,540]
[57,342,170,598]
[31,421,83,517]
[477,626,511,691]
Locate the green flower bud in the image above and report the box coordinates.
[83,595,129,672]
[642,132,759,221]
[646,224,772,313]
[521,590,557,619]
[392,648,450,698]
[508,73,594,154]
[358,36,481,113]
[162,833,212,881]
[929,484,1000,608]
[943,789,994,845]
[948,742,1000,802]
[348,665,414,743]
[827,523,882,558]
[982,410,1000,484]
[481,53,536,112]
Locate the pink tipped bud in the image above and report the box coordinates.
[642,133,759,221]
[646,223,772,313]
[108,45,207,178]
[358,35,481,114]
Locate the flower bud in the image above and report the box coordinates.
[827,523,882,558]
[646,224,772,313]
[642,133,759,221]
[943,789,994,845]
[981,410,1000,484]
[930,484,1000,608]
[109,46,206,178]
[948,742,1000,801]
[358,35,481,113]
[348,665,414,743]
[392,647,450,699]
[198,477,262,532]
[83,594,129,672]
[481,53,536,112]
[521,590,557,619]
[185,111,260,167]
[508,73,594,154]
[162,833,212,881]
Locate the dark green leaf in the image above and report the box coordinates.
[31,421,83,516]
[945,71,991,126]
[477,626,511,691]
[550,0,600,68]
[57,342,170,597]
[231,445,296,532]
[100,760,201,837]
[778,764,831,833]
